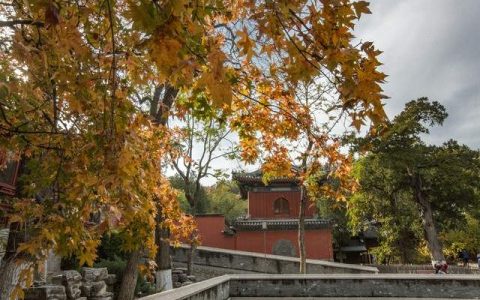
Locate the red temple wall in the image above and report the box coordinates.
[235,229,332,260]
[195,215,236,249]
[247,191,316,219]
[195,215,333,260]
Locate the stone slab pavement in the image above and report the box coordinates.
[228,298,478,300]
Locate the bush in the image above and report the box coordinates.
[94,256,155,297]
[97,233,129,261]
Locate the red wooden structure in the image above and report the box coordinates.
[0,150,20,227]
[0,151,20,196]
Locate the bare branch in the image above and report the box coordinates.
[0,19,44,27]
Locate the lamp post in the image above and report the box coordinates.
[262,221,267,260]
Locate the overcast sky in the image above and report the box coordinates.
[183,1,480,185]
[355,0,480,149]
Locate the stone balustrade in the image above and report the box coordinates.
[141,274,480,300]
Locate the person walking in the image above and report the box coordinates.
[461,249,469,267]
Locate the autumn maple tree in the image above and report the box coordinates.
[0,0,386,299]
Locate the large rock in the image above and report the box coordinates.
[104,274,116,286]
[65,284,82,299]
[24,285,66,300]
[51,270,81,283]
[81,268,108,282]
[51,270,82,299]
[178,273,188,283]
[88,297,112,300]
[80,281,109,297]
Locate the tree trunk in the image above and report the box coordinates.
[0,222,32,300]
[116,250,142,300]
[298,186,307,274]
[152,85,177,292]
[154,210,172,292]
[418,198,445,261]
[187,243,195,276]
[412,175,445,264]
[0,258,32,300]
[155,228,171,270]
[117,85,178,297]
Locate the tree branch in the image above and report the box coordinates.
[0,19,44,27]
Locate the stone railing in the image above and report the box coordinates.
[370,264,480,274]
[171,245,378,275]
[142,273,480,300]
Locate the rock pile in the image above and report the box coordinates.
[25,267,117,300]
[80,268,113,300]
[172,267,196,288]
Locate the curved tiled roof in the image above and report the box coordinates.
[232,171,300,184]
[232,169,300,198]
[234,218,331,231]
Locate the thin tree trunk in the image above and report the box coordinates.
[117,85,178,297]
[298,186,307,274]
[187,243,195,276]
[154,224,172,292]
[187,196,196,276]
[117,250,142,300]
[154,207,172,292]
[298,140,313,274]
[155,227,171,270]
[0,222,32,300]
[152,85,177,292]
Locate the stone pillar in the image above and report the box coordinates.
[34,258,47,284]
[47,249,62,277]
[0,228,9,263]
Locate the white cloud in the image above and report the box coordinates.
[355,0,480,149]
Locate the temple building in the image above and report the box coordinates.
[195,170,333,260]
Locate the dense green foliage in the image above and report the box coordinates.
[441,214,480,259]
[170,177,246,224]
[316,197,352,252]
[206,180,246,224]
[349,98,480,263]
[94,256,155,297]
[169,176,210,214]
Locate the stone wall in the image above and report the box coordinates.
[142,273,480,300]
[171,245,378,276]
[172,262,258,282]
[227,274,480,298]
